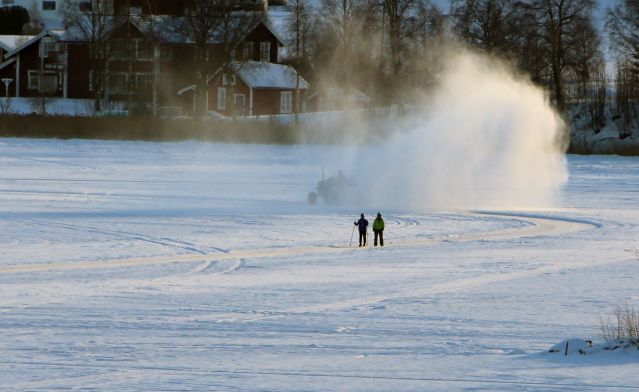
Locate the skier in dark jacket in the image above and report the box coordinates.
[373,212,384,246]
[354,213,369,247]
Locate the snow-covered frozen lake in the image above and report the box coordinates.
[1,138,638,390]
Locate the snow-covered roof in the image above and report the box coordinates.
[235,61,309,89]
[4,30,63,58]
[0,35,35,53]
[0,57,16,71]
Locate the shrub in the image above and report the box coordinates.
[600,302,639,344]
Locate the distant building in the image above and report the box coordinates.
[205,61,309,116]
[0,30,64,98]
[0,0,67,29]
[0,1,311,116]
[0,17,295,114]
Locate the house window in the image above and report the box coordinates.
[108,73,128,95]
[234,94,245,113]
[217,87,226,110]
[133,73,153,90]
[134,40,152,61]
[280,91,292,114]
[28,71,40,90]
[42,1,56,11]
[28,70,57,92]
[243,42,254,61]
[222,74,235,86]
[112,40,129,60]
[260,41,270,62]
[78,1,91,11]
[2,0,16,5]
[128,6,142,15]
[40,37,58,58]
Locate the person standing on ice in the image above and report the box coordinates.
[354,213,369,247]
[373,212,384,247]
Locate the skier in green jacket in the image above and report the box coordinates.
[373,212,384,247]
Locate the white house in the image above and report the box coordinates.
[1,0,69,29]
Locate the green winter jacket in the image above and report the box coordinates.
[373,217,384,231]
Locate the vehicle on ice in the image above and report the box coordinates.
[307,170,357,205]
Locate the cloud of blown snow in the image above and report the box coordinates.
[351,49,568,211]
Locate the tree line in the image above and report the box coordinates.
[3,0,637,129]
[288,0,638,133]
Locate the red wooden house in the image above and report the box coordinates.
[0,30,67,99]
[206,61,309,116]
[0,15,288,114]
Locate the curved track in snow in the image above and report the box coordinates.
[0,212,597,275]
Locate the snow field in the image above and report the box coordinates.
[0,139,638,390]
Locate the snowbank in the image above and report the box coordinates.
[0,97,96,116]
[546,338,639,359]
[570,106,639,155]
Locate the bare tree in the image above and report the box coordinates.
[287,0,313,122]
[614,60,639,139]
[62,0,115,112]
[607,0,639,138]
[530,0,599,112]
[215,2,264,120]
[607,0,639,74]
[585,62,607,134]
[167,0,220,116]
[452,0,525,56]
[316,0,372,88]
[167,0,263,117]
[399,1,445,99]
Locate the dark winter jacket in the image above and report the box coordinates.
[373,217,384,231]
[355,218,369,232]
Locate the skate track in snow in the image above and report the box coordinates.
[0,212,597,275]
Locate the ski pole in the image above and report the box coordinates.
[350,224,356,247]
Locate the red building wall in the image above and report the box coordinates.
[208,73,307,117]
[12,38,64,99]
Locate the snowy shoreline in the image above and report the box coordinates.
[569,106,639,156]
[2,107,639,155]
[570,125,639,156]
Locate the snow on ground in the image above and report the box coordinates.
[570,106,639,155]
[0,138,638,390]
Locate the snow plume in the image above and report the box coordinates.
[354,50,568,210]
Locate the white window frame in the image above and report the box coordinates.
[243,42,254,61]
[28,70,57,92]
[260,41,271,62]
[134,39,152,61]
[280,91,292,114]
[28,71,40,90]
[40,37,57,58]
[222,74,235,86]
[107,72,128,95]
[2,1,16,6]
[217,87,226,110]
[112,40,129,60]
